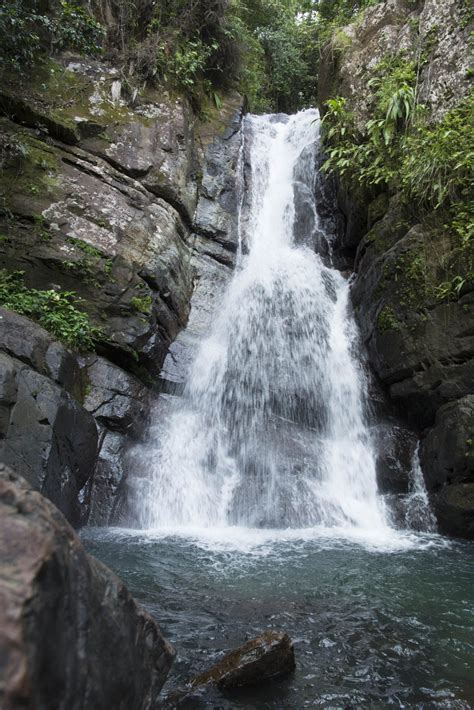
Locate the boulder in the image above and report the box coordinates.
[421,396,474,538]
[352,211,474,428]
[82,356,154,525]
[0,464,174,710]
[0,352,98,528]
[190,631,295,691]
[421,396,474,491]
[373,423,418,494]
[431,484,474,540]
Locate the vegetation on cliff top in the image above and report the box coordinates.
[0,0,384,113]
[321,49,474,300]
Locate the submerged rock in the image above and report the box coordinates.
[190,631,295,690]
[0,464,174,709]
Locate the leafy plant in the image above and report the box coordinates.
[130,295,152,314]
[52,1,105,55]
[322,56,419,188]
[0,0,104,73]
[402,93,474,209]
[0,269,102,350]
[435,274,473,302]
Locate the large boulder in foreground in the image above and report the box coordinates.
[191,631,295,690]
[0,465,174,710]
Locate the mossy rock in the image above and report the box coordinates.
[0,120,63,216]
[0,59,140,147]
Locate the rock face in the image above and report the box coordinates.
[0,308,154,527]
[318,0,474,536]
[190,631,295,691]
[351,204,474,429]
[0,54,244,527]
[421,396,474,538]
[0,464,174,709]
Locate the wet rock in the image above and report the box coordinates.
[373,423,418,494]
[0,308,83,400]
[194,93,244,258]
[82,356,154,525]
[0,464,174,709]
[420,396,474,538]
[431,484,474,540]
[158,254,232,390]
[0,311,156,527]
[190,631,295,690]
[421,396,474,491]
[83,356,151,438]
[0,352,98,528]
[352,211,474,428]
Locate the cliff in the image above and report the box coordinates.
[0,54,243,528]
[318,0,474,537]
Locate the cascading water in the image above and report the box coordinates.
[83,110,473,710]
[140,109,390,533]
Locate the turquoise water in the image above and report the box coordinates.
[82,528,474,708]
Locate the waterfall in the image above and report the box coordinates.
[141,109,391,532]
[404,445,437,532]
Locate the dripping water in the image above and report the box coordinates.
[404,444,437,532]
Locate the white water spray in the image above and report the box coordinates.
[141,110,390,533]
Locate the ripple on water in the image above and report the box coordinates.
[81,527,474,709]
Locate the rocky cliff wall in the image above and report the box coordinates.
[0,55,244,528]
[318,0,474,537]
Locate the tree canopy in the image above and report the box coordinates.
[0,0,382,112]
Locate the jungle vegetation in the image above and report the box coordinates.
[0,0,382,112]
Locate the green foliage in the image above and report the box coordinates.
[52,1,105,55]
[377,305,400,332]
[402,94,474,209]
[322,56,418,187]
[256,9,318,112]
[322,57,473,230]
[65,237,114,283]
[0,270,102,350]
[67,236,104,258]
[0,0,320,112]
[130,295,152,314]
[0,0,104,73]
[91,0,319,112]
[322,41,473,305]
[435,274,473,302]
[316,0,382,45]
